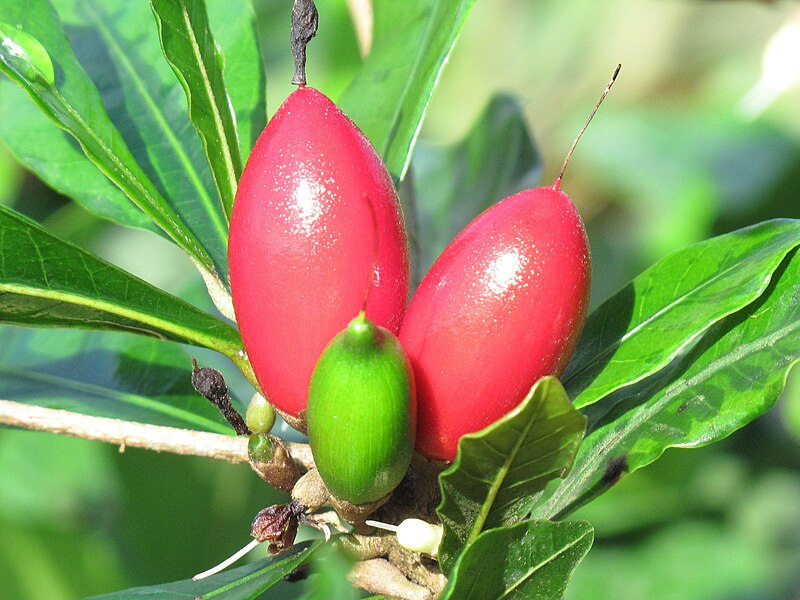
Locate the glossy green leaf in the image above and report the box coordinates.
[0,327,230,432]
[55,0,230,276]
[87,542,319,599]
[150,0,243,220]
[534,247,800,520]
[564,219,800,409]
[436,377,586,573]
[339,0,476,179]
[0,0,221,280]
[0,80,157,232]
[411,93,541,274]
[440,520,594,600]
[0,205,243,362]
[205,0,265,161]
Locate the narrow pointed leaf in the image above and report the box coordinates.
[437,377,587,573]
[339,0,476,179]
[54,0,230,275]
[205,0,266,161]
[87,542,320,599]
[535,247,800,520]
[439,520,594,600]
[1,327,231,431]
[564,219,800,409]
[0,0,220,278]
[150,0,243,220]
[0,80,157,232]
[0,205,243,363]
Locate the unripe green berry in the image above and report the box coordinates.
[307,311,416,505]
[246,393,276,434]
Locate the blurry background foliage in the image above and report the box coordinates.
[1,0,800,598]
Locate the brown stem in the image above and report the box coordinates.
[291,0,319,85]
[0,400,314,470]
[349,558,434,600]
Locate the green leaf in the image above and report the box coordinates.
[339,0,476,179]
[86,542,320,599]
[150,0,243,220]
[0,205,243,361]
[55,0,231,276]
[205,0,266,161]
[0,0,221,279]
[439,520,594,600]
[411,93,541,275]
[0,80,157,232]
[534,247,800,520]
[0,327,231,432]
[436,377,587,573]
[564,219,800,409]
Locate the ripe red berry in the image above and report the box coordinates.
[229,86,409,423]
[399,183,590,461]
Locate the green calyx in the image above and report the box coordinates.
[248,432,276,463]
[307,312,416,505]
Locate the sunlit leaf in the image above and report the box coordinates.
[440,520,594,600]
[565,219,800,409]
[0,205,243,363]
[437,377,586,573]
[535,247,800,519]
[0,0,221,279]
[150,0,243,220]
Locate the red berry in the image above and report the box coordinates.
[229,87,409,421]
[399,184,590,461]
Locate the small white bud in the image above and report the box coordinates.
[366,518,443,557]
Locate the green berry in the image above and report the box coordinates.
[307,312,416,505]
[246,393,276,434]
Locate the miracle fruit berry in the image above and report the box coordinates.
[400,183,590,461]
[307,312,416,505]
[228,87,410,423]
[401,65,620,462]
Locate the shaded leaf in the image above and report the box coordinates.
[439,520,594,600]
[0,205,243,362]
[0,80,157,232]
[150,0,243,220]
[535,247,800,520]
[55,0,230,276]
[564,219,800,409]
[0,327,230,432]
[0,0,221,279]
[205,0,266,161]
[436,377,586,573]
[411,93,541,275]
[87,542,319,599]
[339,0,476,180]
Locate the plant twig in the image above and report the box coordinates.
[346,0,373,57]
[0,400,313,470]
[349,558,433,600]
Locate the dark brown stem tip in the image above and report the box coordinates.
[191,358,250,436]
[291,0,319,86]
[556,63,622,185]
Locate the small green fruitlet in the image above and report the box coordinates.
[307,311,416,505]
[245,393,276,434]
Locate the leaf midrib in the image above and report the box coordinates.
[546,311,800,518]
[86,0,229,241]
[567,229,800,402]
[177,0,239,216]
[0,282,239,356]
